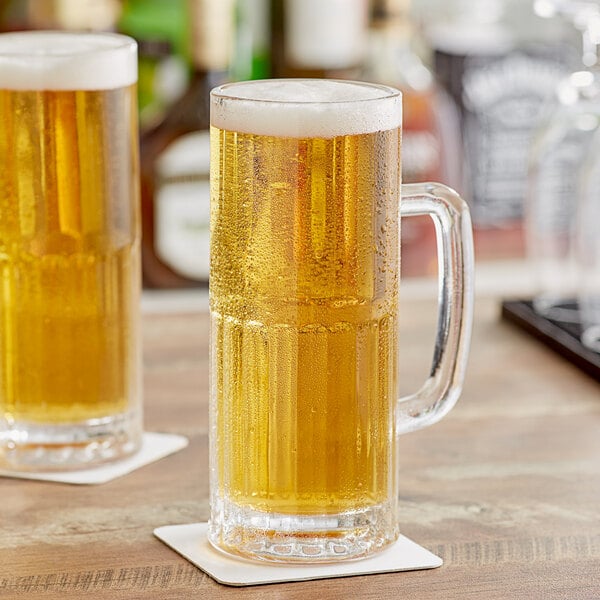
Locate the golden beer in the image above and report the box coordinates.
[211,128,400,513]
[0,32,141,468]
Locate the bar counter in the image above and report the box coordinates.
[2,285,600,599]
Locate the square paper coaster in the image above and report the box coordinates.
[0,432,188,485]
[154,522,442,587]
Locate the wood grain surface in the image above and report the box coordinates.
[1,295,600,599]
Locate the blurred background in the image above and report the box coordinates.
[2,1,599,335]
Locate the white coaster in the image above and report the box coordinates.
[154,522,442,587]
[0,432,188,485]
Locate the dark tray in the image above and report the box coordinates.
[501,300,600,382]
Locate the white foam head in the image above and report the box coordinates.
[0,31,137,91]
[211,79,402,138]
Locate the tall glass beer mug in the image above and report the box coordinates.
[209,79,473,562]
[0,32,142,469]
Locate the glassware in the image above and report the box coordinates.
[575,125,600,351]
[208,79,474,562]
[0,31,142,469]
[430,0,573,232]
[363,0,462,276]
[526,0,600,322]
[139,0,234,288]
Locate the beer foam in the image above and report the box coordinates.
[0,31,137,90]
[211,79,402,138]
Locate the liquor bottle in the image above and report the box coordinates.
[139,0,233,288]
[231,0,271,81]
[272,0,369,79]
[427,0,576,259]
[118,0,190,131]
[2,0,35,31]
[526,1,600,322]
[363,0,459,276]
[27,0,121,30]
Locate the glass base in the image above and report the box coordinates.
[533,297,579,323]
[581,324,600,352]
[0,410,142,471]
[208,498,398,563]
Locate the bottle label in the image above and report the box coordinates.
[459,52,568,226]
[285,0,368,69]
[191,0,234,70]
[154,131,211,280]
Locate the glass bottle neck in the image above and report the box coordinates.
[366,14,432,93]
[189,0,233,72]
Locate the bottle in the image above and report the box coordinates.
[526,1,600,323]
[575,125,600,351]
[427,0,576,259]
[1,0,29,31]
[363,0,460,276]
[231,0,271,81]
[272,0,369,79]
[139,0,234,288]
[118,0,190,131]
[27,0,121,30]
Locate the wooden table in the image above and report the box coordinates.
[2,294,600,599]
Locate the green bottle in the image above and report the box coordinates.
[119,0,190,129]
[231,0,271,80]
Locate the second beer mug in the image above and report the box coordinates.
[209,79,474,562]
[0,32,142,469]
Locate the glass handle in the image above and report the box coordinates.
[397,183,474,434]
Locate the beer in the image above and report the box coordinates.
[211,128,400,513]
[0,32,141,467]
[210,80,401,533]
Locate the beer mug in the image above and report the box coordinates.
[209,79,473,562]
[0,32,142,469]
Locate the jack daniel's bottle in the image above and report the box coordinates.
[140,0,233,288]
[428,0,575,258]
[363,0,459,276]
